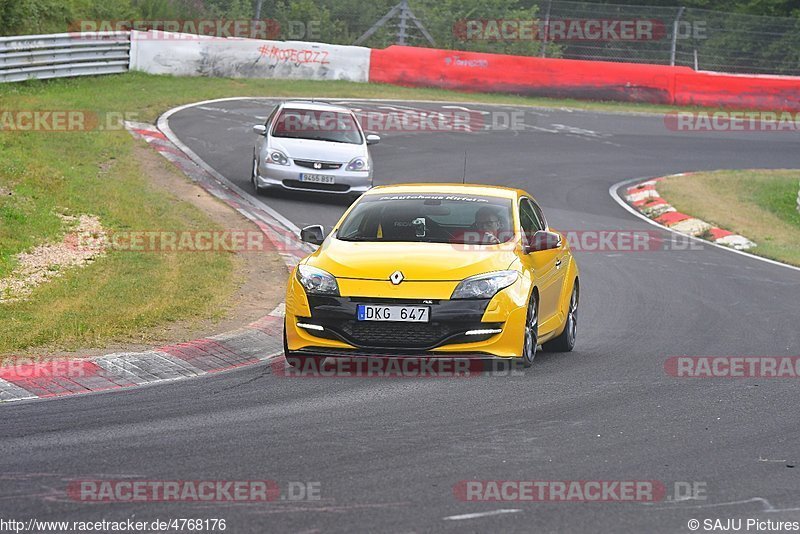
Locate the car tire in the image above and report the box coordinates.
[517,291,539,368]
[283,320,326,370]
[542,280,578,353]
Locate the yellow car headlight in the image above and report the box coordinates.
[451,270,518,300]
[297,265,340,296]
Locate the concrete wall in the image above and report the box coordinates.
[130,31,370,82]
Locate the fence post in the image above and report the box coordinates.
[540,0,552,58]
[796,178,800,213]
[670,6,686,66]
[397,0,409,45]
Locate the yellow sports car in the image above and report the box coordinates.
[283,184,579,369]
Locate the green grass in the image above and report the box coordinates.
[0,76,249,354]
[658,170,800,267]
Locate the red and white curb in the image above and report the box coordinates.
[624,175,756,251]
[0,120,307,404]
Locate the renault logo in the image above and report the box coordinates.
[313,162,322,169]
[390,271,404,285]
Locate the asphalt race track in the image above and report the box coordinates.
[1,99,798,533]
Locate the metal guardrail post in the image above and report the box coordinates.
[540,0,552,58]
[670,6,686,67]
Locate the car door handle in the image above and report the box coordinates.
[555,258,563,269]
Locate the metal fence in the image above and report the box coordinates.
[0,32,129,83]
[527,1,800,75]
[343,0,800,76]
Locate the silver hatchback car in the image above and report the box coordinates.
[251,101,380,199]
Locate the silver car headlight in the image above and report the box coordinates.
[297,265,339,296]
[346,157,370,172]
[451,270,518,300]
[267,149,289,166]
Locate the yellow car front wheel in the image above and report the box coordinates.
[518,291,539,368]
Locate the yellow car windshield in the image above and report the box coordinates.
[337,194,515,244]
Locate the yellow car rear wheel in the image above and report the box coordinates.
[542,280,579,353]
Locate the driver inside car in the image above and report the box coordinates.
[450,206,511,245]
[470,206,510,243]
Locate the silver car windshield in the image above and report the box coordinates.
[337,194,516,244]
[272,109,363,145]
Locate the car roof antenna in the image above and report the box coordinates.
[462,150,467,184]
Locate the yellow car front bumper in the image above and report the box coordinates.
[284,270,532,359]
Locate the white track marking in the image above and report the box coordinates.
[441,105,491,115]
[521,124,560,133]
[645,497,800,513]
[552,123,607,137]
[444,509,522,521]
[377,105,416,111]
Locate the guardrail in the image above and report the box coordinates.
[0,32,130,83]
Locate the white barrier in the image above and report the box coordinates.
[129,31,370,82]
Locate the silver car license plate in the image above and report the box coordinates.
[357,305,430,323]
[300,173,335,184]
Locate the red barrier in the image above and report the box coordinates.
[370,46,688,105]
[369,45,800,111]
[674,70,800,111]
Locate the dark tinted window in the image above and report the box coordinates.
[272,109,363,145]
[531,200,547,230]
[337,194,515,244]
[519,198,543,234]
